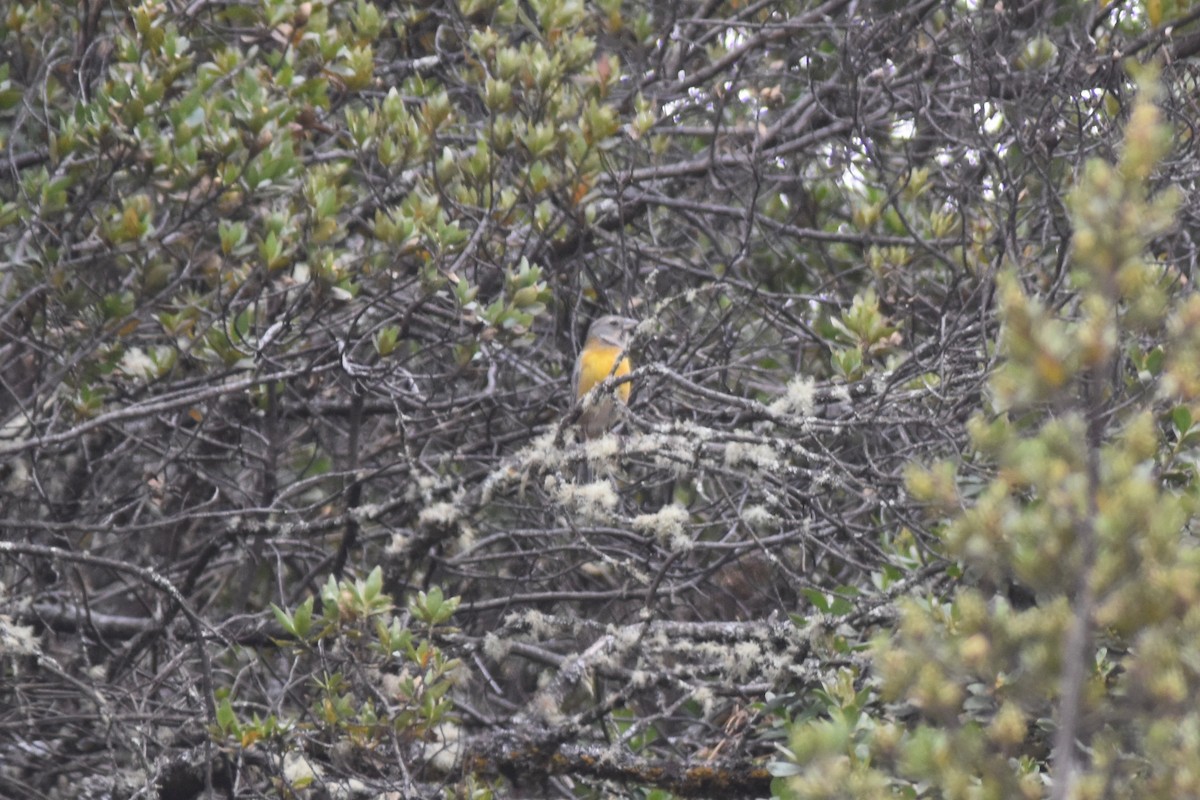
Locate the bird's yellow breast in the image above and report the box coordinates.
[576,341,632,402]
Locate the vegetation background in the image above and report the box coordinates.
[4,0,1200,798]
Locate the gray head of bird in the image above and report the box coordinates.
[586,315,638,348]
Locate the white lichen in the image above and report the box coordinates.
[613,624,642,651]
[482,632,511,661]
[583,433,620,462]
[633,504,692,552]
[385,532,410,556]
[527,692,564,725]
[742,504,780,530]
[730,641,764,679]
[640,430,698,473]
[0,615,37,657]
[519,430,564,470]
[118,347,157,379]
[724,441,781,471]
[418,501,460,528]
[556,480,618,521]
[522,609,557,639]
[349,502,382,522]
[768,374,816,418]
[452,523,476,553]
[628,669,652,689]
[283,751,322,786]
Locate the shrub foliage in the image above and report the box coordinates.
[4,1,1200,798]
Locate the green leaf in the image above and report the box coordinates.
[364,566,383,602]
[292,597,314,638]
[1172,405,1192,435]
[270,603,296,637]
[800,588,830,613]
[215,696,239,735]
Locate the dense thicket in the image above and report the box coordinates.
[4,1,1200,798]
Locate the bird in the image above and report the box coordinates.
[573,315,638,439]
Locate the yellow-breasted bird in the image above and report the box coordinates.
[573,315,638,438]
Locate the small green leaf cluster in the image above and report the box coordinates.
[479,257,551,334]
[214,690,295,750]
[360,0,626,321]
[820,288,902,381]
[770,668,903,800]
[216,568,464,776]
